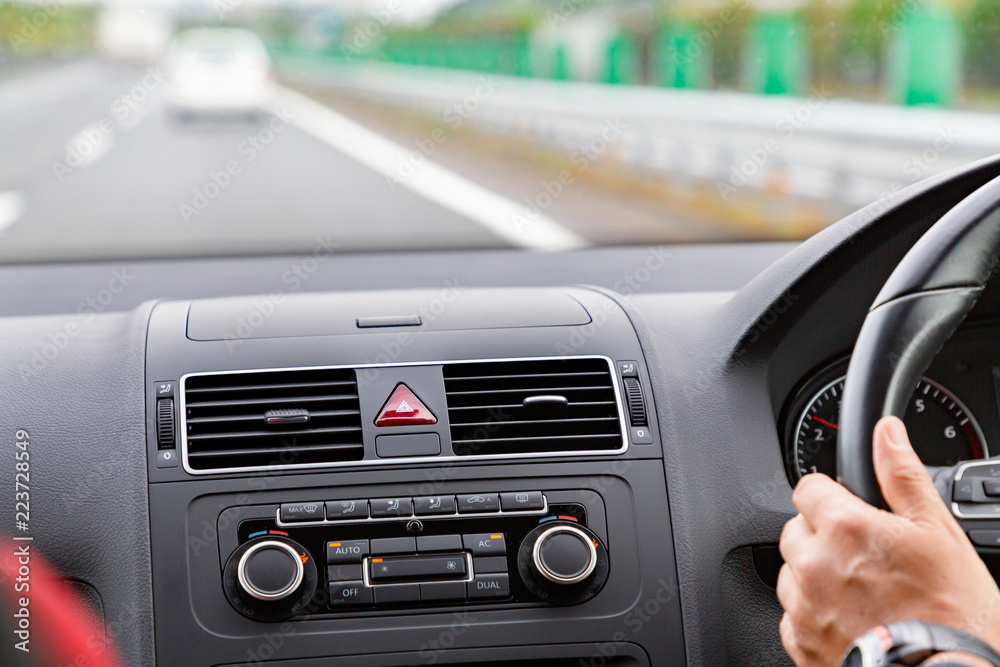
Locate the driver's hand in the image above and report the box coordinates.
[778,416,1000,666]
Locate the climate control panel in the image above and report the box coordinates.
[218,489,609,621]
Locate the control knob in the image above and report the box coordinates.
[223,536,318,621]
[516,521,608,605]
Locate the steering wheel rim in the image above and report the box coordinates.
[838,174,1000,508]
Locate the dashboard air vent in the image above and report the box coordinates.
[443,358,624,456]
[184,369,363,471]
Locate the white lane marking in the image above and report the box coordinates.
[57,85,161,172]
[0,191,25,233]
[64,121,117,169]
[274,87,589,251]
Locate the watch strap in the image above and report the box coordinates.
[890,620,1000,666]
[843,620,1000,667]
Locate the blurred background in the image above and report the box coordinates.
[3,0,1000,260]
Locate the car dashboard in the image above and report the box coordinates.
[143,287,680,666]
[7,154,1000,666]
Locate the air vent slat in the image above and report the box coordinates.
[188,425,363,442]
[187,442,363,462]
[186,409,360,425]
[444,371,608,383]
[187,394,356,409]
[443,358,624,457]
[454,416,619,429]
[446,400,617,411]
[451,434,622,446]
[445,385,611,396]
[185,379,357,394]
[184,368,362,471]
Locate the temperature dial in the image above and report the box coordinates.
[533,525,597,584]
[238,540,304,600]
[517,521,608,605]
[223,536,318,622]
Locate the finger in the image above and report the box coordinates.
[779,612,806,666]
[775,563,799,611]
[873,416,950,523]
[779,514,814,564]
[793,472,876,529]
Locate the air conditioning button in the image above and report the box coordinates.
[414,495,457,516]
[370,498,413,518]
[417,535,463,552]
[280,502,324,523]
[327,564,363,582]
[499,491,543,511]
[326,539,369,563]
[369,555,466,582]
[463,533,505,555]
[370,537,416,554]
[473,556,507,574]
[458,493,499,513]
[329,580,372,607]
[421,581,466,601]
[468,573,509,599]
[326,499,368,520]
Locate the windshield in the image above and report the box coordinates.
[1,0,997,262]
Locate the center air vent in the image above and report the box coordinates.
[443,358,624,456]
[183,369,363,472]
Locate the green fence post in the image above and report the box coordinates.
[602,31,637,84]
[745,11,807,95]
[553,43,573,80]
[514,32,532,77]
[887,4,961,106]
[655,22,709,88]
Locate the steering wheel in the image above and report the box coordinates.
[839,174,1000,508]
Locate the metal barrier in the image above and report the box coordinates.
[276,55,1000,216]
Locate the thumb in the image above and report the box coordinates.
[873,416,947,522]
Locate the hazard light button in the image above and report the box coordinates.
[375,384,437,427]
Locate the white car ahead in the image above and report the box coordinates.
[164,28,274,120]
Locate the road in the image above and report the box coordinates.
[11,58,992,263]
[0,61,597,263]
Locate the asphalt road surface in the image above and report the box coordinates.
[0,61,598,263]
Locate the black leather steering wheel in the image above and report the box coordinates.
[839,174,1000,508]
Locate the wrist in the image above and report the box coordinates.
[842,621,1000,667]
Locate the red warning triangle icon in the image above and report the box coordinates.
[375,384,437,427]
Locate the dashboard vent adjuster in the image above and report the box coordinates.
[622,377,647,426]
[443,358,624,456]
[156,398,175,449]
[184,369,363,471]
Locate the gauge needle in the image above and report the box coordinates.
[812,416,839,430]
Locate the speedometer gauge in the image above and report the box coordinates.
[786,361,987,482]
